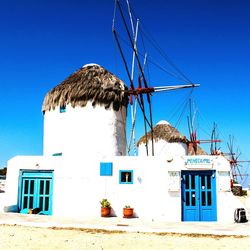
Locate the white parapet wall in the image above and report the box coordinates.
[43,103,127,158]
[3,154,246,222]
[3,156,62,212]
[3,154,182,220]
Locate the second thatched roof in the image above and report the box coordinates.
[137,121,207,155]
[137,121,188,146]
[42,64,128,112]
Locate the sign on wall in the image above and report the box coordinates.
[168,171,180,191]
[185,157,213,169]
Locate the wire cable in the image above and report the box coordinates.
[116,32,190,83]
[128,2,192,83]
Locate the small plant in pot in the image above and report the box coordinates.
[100,199,111,217]
[123,205,134,218]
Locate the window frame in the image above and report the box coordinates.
[119,170,133,184]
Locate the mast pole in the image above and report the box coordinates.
[131,19,139,156]
[112,3,151,155]
[127,9,139,155]
[116,0,154,155]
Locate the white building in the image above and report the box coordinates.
[1,64,246,222]
[42,63,127,158]
[137,120,188,157]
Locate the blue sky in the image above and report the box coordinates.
[0,0,249,185]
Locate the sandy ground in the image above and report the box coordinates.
[0,225,250,250]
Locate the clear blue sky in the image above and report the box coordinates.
[0,0,249,185]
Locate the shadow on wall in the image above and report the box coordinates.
[3,205,18,213]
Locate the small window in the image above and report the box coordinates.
[100,162,113,176]
[119,170,133,184]
[60,105,66,113]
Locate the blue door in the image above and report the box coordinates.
[19,171,54,215]
[181,170,217,221]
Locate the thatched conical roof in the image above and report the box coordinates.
[42,64,128,112]
[188,144,208,155]
[137,120,207,155]
[137,121,188,146]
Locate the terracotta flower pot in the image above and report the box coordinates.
[123,207,134,218]
[101,207,111,217]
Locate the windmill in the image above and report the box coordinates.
[210,122,221,155]
[227,135,250,186]
[112,0,199,156]
[186,100,221,155]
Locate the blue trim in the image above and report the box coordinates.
[100,162,113,176]
[119,170,133,184]
[18,170,54,215]
[181,170,217,221]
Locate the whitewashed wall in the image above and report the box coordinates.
[3,156,62,212]
[43,102,127,157]
[3,154,244,222]
[138,140,187,158]
[3,155,182,220]
[213,156,246,222]
[96,156,183,221]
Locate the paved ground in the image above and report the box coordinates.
[0,212,249,236]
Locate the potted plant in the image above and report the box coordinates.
[100,198,111,217]
[123,205,134,218]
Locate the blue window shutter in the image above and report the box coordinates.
[100,162,113,176]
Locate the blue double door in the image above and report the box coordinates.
[19,171,54,215]
[181,170,217,221]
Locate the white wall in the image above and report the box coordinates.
[217,191,246,222]
[138,140,187,158]
[96,156,182,221]
[3,156,61,212]
[3,155,181,220]
[3,154,245,222]
[43,102,127,158]
[214,156,247,222]
[47,155,183,220]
